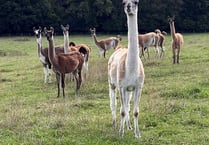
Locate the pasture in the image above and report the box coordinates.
[0,33,209,145]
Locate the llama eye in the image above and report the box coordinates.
[122,2,126,6]
[134,0,138,5]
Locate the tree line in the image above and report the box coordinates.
[0,0,209,35]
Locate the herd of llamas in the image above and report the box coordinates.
[33,0,184,138]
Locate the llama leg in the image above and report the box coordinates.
[125,91,132,130]
[78,68,82,90]
[61,74,65,98]
[103,50,106,58]
[154,46,159,59]
[119,88,126,137]
[43,66,48,83]
[56,73,61,97]
[83,60,88,80]
[147,47,150,60]
[172,49,176,64]
[48,68,52,83]
[141,47,146,61]
[160,46,165,58]
[74,73,79,94]
[73,70,80,94]
[133,87,142,138]
[69,73,74,82]
[177,49,180,64]
[109,83,117,128]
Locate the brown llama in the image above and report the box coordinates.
[138,32,159,60]
[44,27,84,97]
[69,42,91,79]
[61,24,91,80]
[155,29,167,58]
[90,28,122,58]
[168,16,184,64]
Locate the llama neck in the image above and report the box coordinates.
[48,36,57,64]
[92,34,99,45]
[170,22,176,40]
[36,36,42,57]
[126,15,139,70]
[63,32,69,53]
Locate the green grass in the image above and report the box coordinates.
[0,33,209,145]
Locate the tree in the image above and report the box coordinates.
[0,0,209,35]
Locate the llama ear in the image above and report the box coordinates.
[61,24,64,30]
[66,24,69,30]
[50,27,54,34]
[39,26,42,31]
[117,35,122,41]
[44,27,47,34]
[167,16,172,22]
[172,15,175,20]
[33,27,36,31]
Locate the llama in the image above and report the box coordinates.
[60,24,78,52]
[44,27,84,97]
[60,24,90,80]
[60,24,77,82]
[108,0,144,138]
[90,28,122,58]
[168,16,184,64]
[33,26,53,83]
[158,30,167,58]
[61,24,70,53]
[138,32,159,60]
[154,29,167,58]
[33,27,71,83]
[69,42,91,79]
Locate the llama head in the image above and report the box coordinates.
[44,27,54,41]
[162,31,167,36]
[61,24,69,35]
[89,28,96,36]
[122,0,139,16]
[33,26,42,38]
[117,35,122,41]
[155,29,161,34]
[168,16,175,23]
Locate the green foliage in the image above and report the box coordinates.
[1,0,209,35]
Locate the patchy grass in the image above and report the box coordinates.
[0,33,209,144]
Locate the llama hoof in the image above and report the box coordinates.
[135,134,141,138]
[127,126,132,130]
[112,120,116,128]
[119,129,124,138]
[135,130,141,138]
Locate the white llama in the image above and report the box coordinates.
[108,0,145,138]
[33,27,52,83]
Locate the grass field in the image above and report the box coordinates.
[0,33,209,145]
